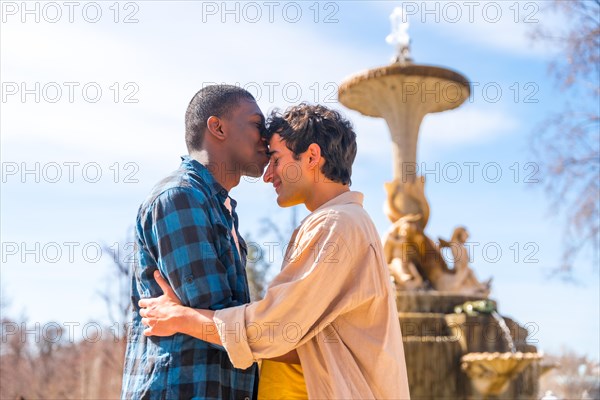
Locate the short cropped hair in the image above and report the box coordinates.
[266,103,357,185]
[185,85,256,152]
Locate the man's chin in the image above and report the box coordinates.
[276,196,299,208]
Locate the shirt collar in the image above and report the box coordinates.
[309,190,364,216]
[181,155,229,200]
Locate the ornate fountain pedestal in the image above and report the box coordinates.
[338,7,545,398]
[339,63,470,229]
[339,55,491,297]
[398,292,542,399]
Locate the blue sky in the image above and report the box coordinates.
[1,1,598,359]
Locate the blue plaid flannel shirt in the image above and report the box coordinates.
[121,156,258,400]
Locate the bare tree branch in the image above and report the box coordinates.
[529,0,600,276]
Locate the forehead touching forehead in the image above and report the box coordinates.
[266,133,286,153]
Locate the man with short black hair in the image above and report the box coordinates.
[139,103,411,399]
[121,85,269,399]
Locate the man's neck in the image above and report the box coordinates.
[189,150,241,192]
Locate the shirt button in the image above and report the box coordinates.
[185,275,194,284]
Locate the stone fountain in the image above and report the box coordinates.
[338,7,544,399]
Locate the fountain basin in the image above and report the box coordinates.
[338,63,471,117]
[461,352,542,396]
[338,63,471,179]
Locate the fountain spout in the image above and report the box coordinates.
[385,7,412,64]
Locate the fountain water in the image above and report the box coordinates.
[491,311,517,354]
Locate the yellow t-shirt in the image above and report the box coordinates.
[258,360,307,400]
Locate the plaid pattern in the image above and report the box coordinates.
[121,156,257,400]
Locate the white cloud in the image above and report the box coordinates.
[420,106,519,146]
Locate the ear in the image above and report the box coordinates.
[206,116,226,141]
[306,143,322,170]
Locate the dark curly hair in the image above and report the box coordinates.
[266,103,357,185]
[185,85,256,152]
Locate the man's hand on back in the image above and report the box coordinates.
[139,270,185,337]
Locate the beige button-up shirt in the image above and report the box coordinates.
[214,191,410,399]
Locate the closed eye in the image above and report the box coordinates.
[255,122,266,134]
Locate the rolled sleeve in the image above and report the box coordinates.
[213,306,256,369]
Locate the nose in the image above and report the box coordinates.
[263,160,273,183]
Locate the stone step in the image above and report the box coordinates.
[399,312,451,337]
[396,290,495,313]
[401,336,465,397]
